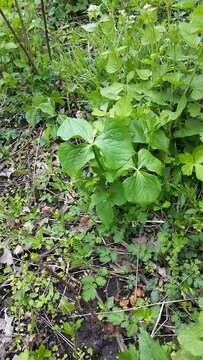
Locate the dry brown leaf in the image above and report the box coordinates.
[129,287,142,306]
[119,298,129,308]
[80,214,90,227]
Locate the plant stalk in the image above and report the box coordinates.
[40,0,52,60]
[0,7,37,73]
[13,0,30,51]
[92,145,104,171]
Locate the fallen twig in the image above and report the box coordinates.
[67,298,195,319]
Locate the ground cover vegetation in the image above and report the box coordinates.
[0,0,203,358]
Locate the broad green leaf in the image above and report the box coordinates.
[110,181,126,206]
[176,0,196,9]
[38,101,55,117]
[106,51,121,74]
[138,149,164,175]
[59,298,75,315]
[195,164,203,181]
[160,96,187,126]
[107,307,126,325]
[63,322,74,337]
[193,145,203,164]
[81,22,97,32]
[174,119,203,138]
[119,345,139,360]
[150,130,169,152]
[100,83,124,100]
[91,190,108,206]
[190,4,203,31]
[96,200,114,228]
[145,89,167,105]
[59,143,94,176]
[123,171,161,206]
[179,148,203,181]
[178,153,194,176]
[130,120,146,144]
[181,163,194,176]
[95,120,134,170]
[110,95,133,118]
[178,313,203,357]
[188,103,201,117]
[18,350,30,360]
[57,117,94,143]
[179,22,200,48]
[191,75,203,100]
[130,121,169,152]
[25,109,40,127]
[127,71,135,83]
[163,72,183,85]
[142,26,162,46]
[139,329,169,360]
[136,69,152,80]
[178,153,194,164]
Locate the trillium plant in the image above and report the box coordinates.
[57,2,203,228]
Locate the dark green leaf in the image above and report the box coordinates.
[110,181,126,206]
[59,143,94,176]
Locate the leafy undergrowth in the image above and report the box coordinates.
[1,119,203,359]
[0,0,203,359]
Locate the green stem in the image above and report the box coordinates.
[92,145,104,171]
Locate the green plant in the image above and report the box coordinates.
[119,308,203,360]
[57,3,203,228]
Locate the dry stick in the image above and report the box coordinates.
[40,0,52,60]
[0,8,37,73]
[67,298,195,320]
[41,315,76,352]
[151,301,165,337]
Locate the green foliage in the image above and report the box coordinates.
[56,1,203,228]
[139,329,169,360]
[1,1,203,359]
[18,345,52,360]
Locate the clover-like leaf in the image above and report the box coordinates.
[57,116,94,143]
[179,146,203,181]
